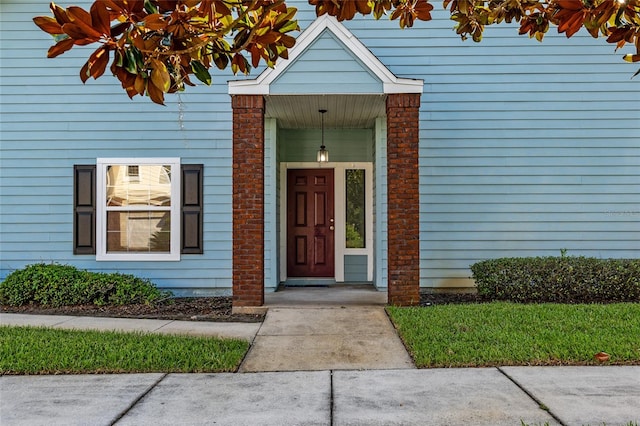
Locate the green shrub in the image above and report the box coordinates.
[0,263,172,307]
[471,257,640,303]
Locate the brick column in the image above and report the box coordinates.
[386,93,421,306]
[232,95,265,311]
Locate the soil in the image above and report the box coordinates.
[1,293,488,323]
[1,297,264,323]
[419,292,489,306]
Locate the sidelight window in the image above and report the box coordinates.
[345,169,366,248]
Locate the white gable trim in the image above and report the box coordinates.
[228,14,423,95]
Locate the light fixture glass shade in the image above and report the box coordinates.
[317,109,329,163]
[317,146,329,162]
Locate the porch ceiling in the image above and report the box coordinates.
[264,94,386,129]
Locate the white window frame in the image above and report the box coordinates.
[96,158,181,261]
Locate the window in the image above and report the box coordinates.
[97,158,180,261]
[346,169,365,248]
[126,165,140,181]
[74,161,203,258]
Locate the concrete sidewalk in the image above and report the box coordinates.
[1,367,639,425]
[0,312,260,341]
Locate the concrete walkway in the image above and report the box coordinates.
[243,285,413,371]
[240,306,414,372]
[2,286,640,425]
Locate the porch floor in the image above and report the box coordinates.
[265,284,387,307]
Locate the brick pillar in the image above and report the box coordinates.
[386,93,421,306]
[232,95,265,310]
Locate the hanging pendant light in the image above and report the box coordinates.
[317,109,329,163]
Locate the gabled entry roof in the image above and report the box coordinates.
[228,14,423,95]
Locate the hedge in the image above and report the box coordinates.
[471,256,640,303]
[0,263,172,307]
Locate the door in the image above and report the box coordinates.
[287,169,335,277]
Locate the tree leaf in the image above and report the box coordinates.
[212,52,229,70]
[415,0,434,22]
[110,22,129,38]
[191,60,212,85]
[79,60,90,83]
[124,49,139,74]
[144,14,167,31]
[67,6,103,39]
[90,2,111,36]
[150,58,171,92]
[134,74,147,95]
[147,78,166,105]
[250,45,262,68]
[88,46,110,79]
[50,2,72,25]
[33,16,64,35]
[61,23,90,40]
[47,37,75,58]
[231,53,249,75]
[144,0,159,14]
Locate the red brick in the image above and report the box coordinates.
[232,95,265,308]
[386,93,421,306]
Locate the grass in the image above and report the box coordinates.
[387,302,640,368]
[0,326,249,374]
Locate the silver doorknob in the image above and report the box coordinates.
[329,226,335,231]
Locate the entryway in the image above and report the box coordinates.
[229,14,423,310]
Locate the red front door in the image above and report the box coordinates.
[287,169,335,277]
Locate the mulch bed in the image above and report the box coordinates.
[1,297,264,323]
[419,292,489,306]
[1,293,490,323]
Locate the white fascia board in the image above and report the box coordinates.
[227,79,271,95]
[383,80,424,94]
[228,14,423,95]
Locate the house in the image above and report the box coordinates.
[1,0,638,311]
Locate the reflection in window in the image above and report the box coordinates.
[105,164,172,253]
[346,169,365,248]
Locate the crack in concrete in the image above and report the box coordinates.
[497,367,567,426]
[110,373,168,425]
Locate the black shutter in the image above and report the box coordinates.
[181,164,204,254]
[73,165,96,254]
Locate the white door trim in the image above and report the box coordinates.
[280,162,374,283]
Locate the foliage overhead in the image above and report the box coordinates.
[34,0,640,105]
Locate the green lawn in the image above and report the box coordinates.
[387,302,640,368]
[0,326,249,374]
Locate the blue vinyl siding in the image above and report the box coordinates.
[1,1,638,292]
[344,7,639,287]
[1,0,235,294]
[270,31,382,94]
